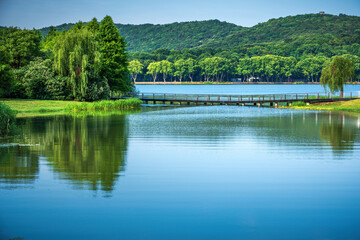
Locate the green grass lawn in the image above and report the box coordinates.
[0,98,143,117]
[290,99,360,113]
[0,99,83,113]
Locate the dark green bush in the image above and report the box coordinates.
[46,76,71,100]
[0,102,17,136]
[85,79,111,101]
[23,58,53,99]
[291,101,306,106]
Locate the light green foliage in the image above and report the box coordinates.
[199,57,232,82]
[174,59,187,82]
[0,46,14,97]
[0,27,42,68]
[297,56,330,82]
[320,56,356,95]
[98,16,132,92]
[52,25,105,100]
[42,26,60,53]
[147,62,161,82]
[0,102,17,136]
[159,60,173,82]
[128,60,143,82]
[184,58,197,82]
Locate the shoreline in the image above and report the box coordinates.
[134,82,360,85]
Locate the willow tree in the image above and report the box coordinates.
[98,16,132,92]
[52,24,101,100]
[320,56,356,98]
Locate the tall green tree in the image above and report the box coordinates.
[320,56,356,97]
[98,16,132,92]
[159,60,173,82]
[0,46,14,97]
[147,62,161,83]
[86,18,100,34]
[52,25,105,100]
[128,60,143,83]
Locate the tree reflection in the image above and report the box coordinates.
[319,113,357,152]
[43,115,129,192]
[0,113,129,193]
[0,146,39,186]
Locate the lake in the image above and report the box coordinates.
[1,85,360,240]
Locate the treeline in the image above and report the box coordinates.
[0,16,132,101]
[129,50,360,83]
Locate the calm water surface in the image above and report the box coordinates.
[1,105,360,239]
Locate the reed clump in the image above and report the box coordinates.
[66,99,142,112]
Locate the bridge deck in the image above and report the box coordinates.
[110,92,360,106]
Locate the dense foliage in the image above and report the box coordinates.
[0,16,131,101]
[0,102,17,136]
[98,16,132,92]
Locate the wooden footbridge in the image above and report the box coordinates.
[111,91,359,107]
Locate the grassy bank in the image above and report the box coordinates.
[288,99,360,113]
[0,98,143,117]
[66,99,142,112]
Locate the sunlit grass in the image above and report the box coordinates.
[290,99,360,113]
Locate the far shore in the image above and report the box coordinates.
[134,82,360,85]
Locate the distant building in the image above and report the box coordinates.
[319,11,325,15]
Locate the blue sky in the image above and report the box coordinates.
[0,0,359,29]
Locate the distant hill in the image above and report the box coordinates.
[39,20,241,52]
[203,13,360,49]
[38,13,360,53]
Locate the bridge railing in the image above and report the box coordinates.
[111,91,360,102]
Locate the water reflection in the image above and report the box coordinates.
[0,114,129,192]
[0,146,39,186]
[319,113,357,152]
[1,108,359,193]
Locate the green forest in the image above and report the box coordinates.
[1,13,359,101]
[0,16,132,101]
[39,13,360,84]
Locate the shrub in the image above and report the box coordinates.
[291,101,306,106]
[0,102,17,136]
[46,76,71,100]
[85,79,111,101]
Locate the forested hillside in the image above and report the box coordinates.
[37,13,360,54]
[39,20,241,52]
[205,14,360,48]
